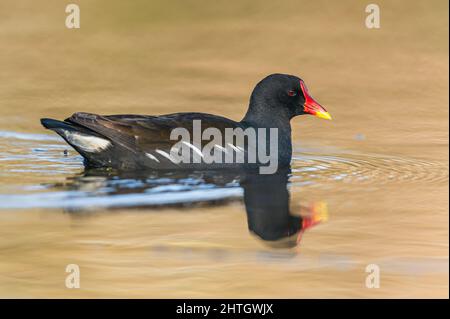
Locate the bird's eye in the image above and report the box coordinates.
[287,90,297,97]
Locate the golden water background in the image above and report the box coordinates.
[0,0,448,297]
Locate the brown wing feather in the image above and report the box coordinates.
[66,112,242,154]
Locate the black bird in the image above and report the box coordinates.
[41,74,331,171]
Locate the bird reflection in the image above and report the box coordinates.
[241,170,301,248]
[241,170,327,248]
[50,167,327,248]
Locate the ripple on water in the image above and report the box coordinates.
[0,130,82,175]
[0,130,448,209]
[292,152,448,186]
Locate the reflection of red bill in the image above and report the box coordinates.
[297,202,329,244]
[300,81,332,120]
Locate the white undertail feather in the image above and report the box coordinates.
[57,129,111,152]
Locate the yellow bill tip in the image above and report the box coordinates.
[315,111,332,120]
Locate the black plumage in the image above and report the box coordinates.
[41,74,330,171]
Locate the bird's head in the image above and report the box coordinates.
[248,73,332,122]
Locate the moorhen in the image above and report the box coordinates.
[41,73,331,171]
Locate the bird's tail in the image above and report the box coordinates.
[40,118,112,165]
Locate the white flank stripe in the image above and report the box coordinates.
[145,152,160,163]
[227,143,242,153]
[214,144,228,154]
[155,149,178,163]
[182,141,204,158]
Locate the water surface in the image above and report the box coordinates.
[0,0,448,298]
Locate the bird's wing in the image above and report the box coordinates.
[65,112,242,153]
